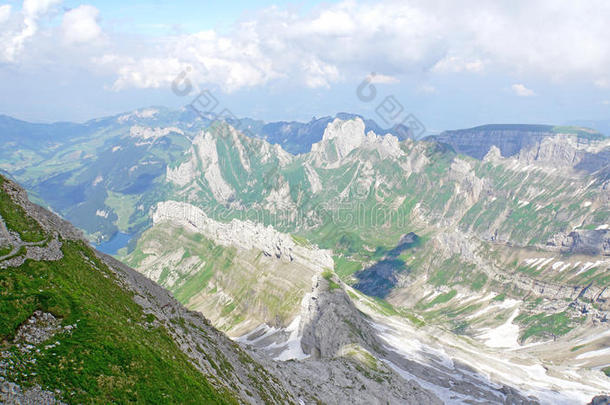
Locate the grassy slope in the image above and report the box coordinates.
[0,177,237,404]
[125,223,315,333]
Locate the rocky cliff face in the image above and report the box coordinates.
[298,275,384,359]
[431,124,558,159]
[152,200,333,271]
[260,112,412,155]
[431,124,609,172]
[309,117,403,168]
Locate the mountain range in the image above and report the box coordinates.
[1,108,609,404]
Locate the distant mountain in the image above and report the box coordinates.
[567,119,610,137]
[259,112,412,154]
[427,124,605,160]
[0,108,414,156]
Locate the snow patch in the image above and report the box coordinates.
[304,163,322,193]
[477,308,521,349]
[95,209,109,218]
[575,347,610,360]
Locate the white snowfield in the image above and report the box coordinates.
[351,294,609,405]
[244,283,609,404]
[236,316,309,361]
[477,307,522,349]
[523,257,609,274]
[576,347,610,360]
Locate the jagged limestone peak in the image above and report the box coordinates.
[310,117,403,167]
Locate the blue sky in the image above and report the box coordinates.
[60,0,337,35]
[1,0,610,133]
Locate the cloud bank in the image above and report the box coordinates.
[2,0,610,94]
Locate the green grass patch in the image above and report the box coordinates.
[0,240,237,404]
[516,311,582,342]
[470,273,488,291]
[421,290,457,309]
[322,269,340,291]
[0,244,13,256]
[371,297,399,316]
[290,234,310,247]
[333,256,363,280]
[104,191,139,232]
[0,180,46,242]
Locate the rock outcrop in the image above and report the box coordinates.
[309,118,403,168]
[299,275,384,358]
[152,200,333,272]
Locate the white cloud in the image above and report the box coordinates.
[511,84,535,97]
[432,56,485,73]
[61,5,102,44]
[368,73,400,84]
[100,28,280,92]
[0,5,11,24]
[303,59,340,88]
[0,0,61,62]
[109,57,185,90]
[23,0,61,18]
[99,0,610,92]
[7,0,610,93]
[97,1,441,91]
[602,100,610,105]
[594,78,610,89]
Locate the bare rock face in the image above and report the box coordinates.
[309,118,403,168]
[565,230,610,256]
[548,229,610,256]
[299,276,384,359]
[0,381,65,405]
[152,200,334,271]
[589,395,610,405]
[263,356,443,405]
[448,158,490,209]
[431,125,558,160]
[13,311,63,347]
[432,124,610,172]
[516,133,610,172]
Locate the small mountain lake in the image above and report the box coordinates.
[93,232,133,255]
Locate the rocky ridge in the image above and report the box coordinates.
[309,117,403,168]
[152,200,333,272]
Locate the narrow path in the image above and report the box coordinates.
[0,216,49,262]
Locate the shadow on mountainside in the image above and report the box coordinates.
[353,232,420,298]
